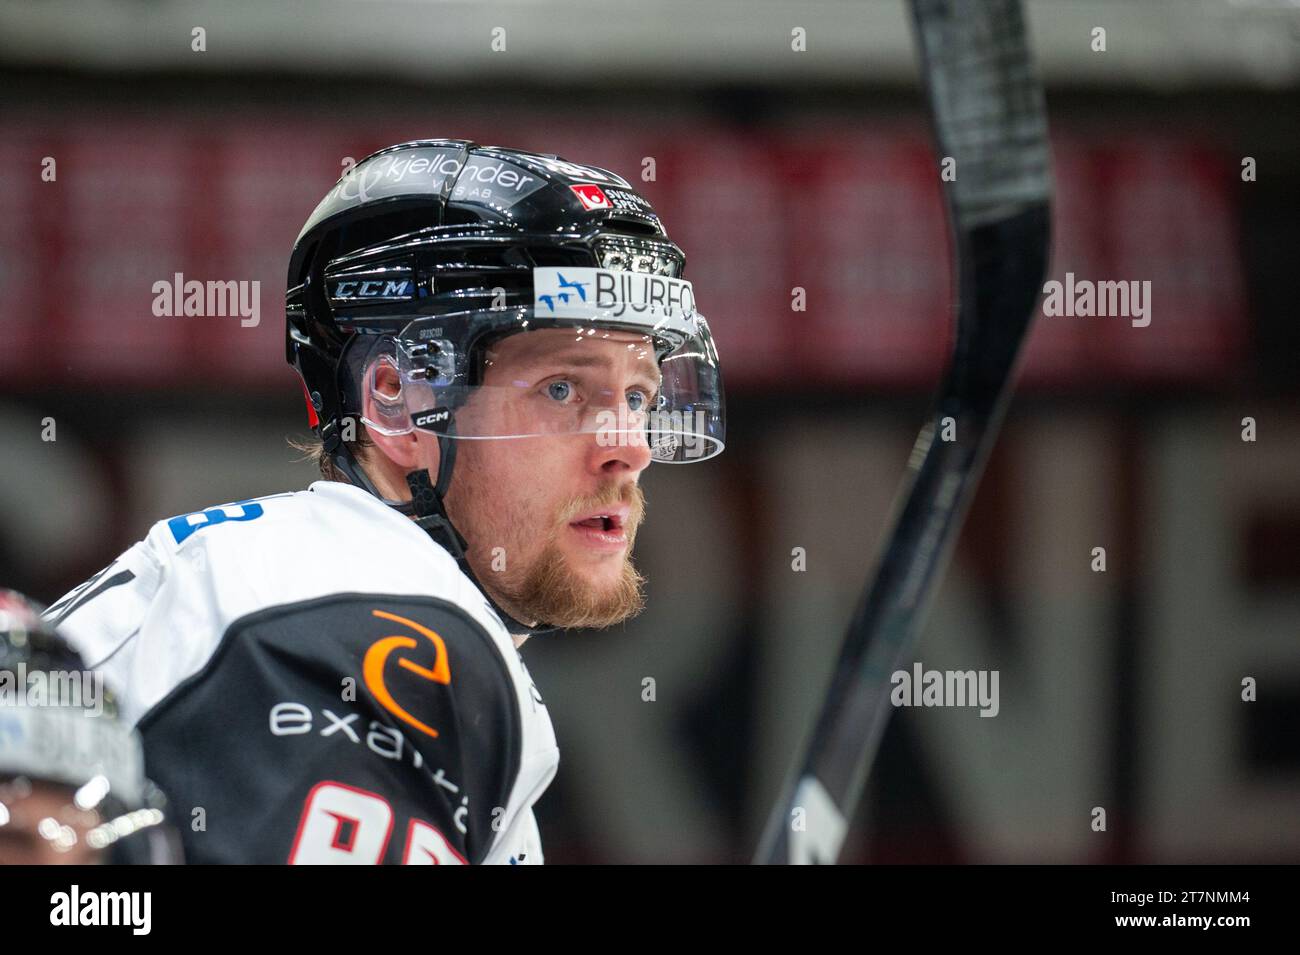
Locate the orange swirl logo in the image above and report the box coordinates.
[363,609,451,739]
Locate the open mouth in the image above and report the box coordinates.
[568,508,630,551]
[571,515,621,532]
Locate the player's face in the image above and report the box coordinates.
[437,328,655,629]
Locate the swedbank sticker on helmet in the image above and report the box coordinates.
[533,267,696,321]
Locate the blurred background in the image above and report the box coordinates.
[1,0,1297,863]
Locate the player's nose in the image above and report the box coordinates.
[587,422,653,476]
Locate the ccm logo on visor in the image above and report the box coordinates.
[412,408,452,433]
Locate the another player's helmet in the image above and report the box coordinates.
[286,139,725,566]
[0,590,183,864]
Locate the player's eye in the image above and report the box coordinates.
[626,389,650,413]
[545,380,575,402]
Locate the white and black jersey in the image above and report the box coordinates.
[45,481,559,865]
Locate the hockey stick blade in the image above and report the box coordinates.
[754,0,1051,865]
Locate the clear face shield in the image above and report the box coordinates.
[361,268,725,463]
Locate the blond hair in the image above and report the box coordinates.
[286,421,374,483]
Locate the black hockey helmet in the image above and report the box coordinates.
[286,139,725,566]
[0,589,183,864]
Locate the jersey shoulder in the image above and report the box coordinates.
[143,480,471,606]
[47,481,494,723]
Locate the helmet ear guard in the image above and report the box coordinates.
[330,334,468,567]
[358,348,412,438]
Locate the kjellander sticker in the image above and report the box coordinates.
[449,158,546,208]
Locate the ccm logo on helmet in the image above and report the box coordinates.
[329,278,414,302]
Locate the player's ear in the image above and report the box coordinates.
[361,355,421,471]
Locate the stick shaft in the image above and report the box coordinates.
[754,0,1051,865]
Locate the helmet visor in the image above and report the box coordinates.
[384,271,725,463]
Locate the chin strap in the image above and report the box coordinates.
[405,467,468,565]
[322,417,410,511]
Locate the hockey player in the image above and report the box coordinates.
[44,140,726,864]
[0,589,182,864]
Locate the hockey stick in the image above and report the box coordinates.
[754,0,1052,864]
